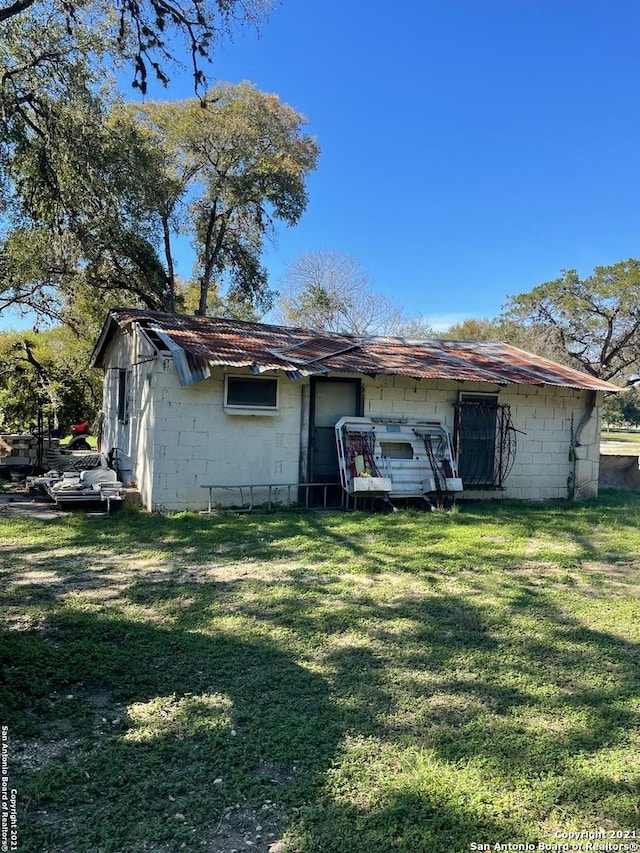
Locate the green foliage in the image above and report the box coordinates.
[277,249,405,334]
[442,317,508,341]
[1,81,319,328]
[290,282,352,329]
[503,259,640,381]
[176,280,262,321]
[602,386,640,429]
[0,0,272,97]
[0,327,101,431]
[131,83,319,316]
[439,316,570,369]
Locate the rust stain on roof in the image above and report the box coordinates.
[273,337,358,364]
[91,309,619,392]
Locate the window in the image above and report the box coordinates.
[454,395,516,488]
[225,376,278,412]
[117,369,129,423]
[380,441,414,459]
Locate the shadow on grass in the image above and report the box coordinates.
[118,565,640,850]
[3,491,640,851]
[4,489,640,591]
[1,612,340,852]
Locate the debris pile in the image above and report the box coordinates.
[26,455,124,512]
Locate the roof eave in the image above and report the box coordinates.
[89,312,124,369]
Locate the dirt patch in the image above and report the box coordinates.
[208,802,289,853]
[12,735,82,772]
[498,558,640,597]
[0,492,67,520]
[579,560,640,594]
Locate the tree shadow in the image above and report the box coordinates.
[4,494,640,850]
[1,611,341,852]
[116,565,640,848]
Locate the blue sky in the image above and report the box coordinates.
[184,0,640,330]
[4,0,640,332]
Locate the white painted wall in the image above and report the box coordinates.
[99,325,157,500]
[148,363,304,512]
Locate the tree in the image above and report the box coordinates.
[0,1,278,331]
[132,83,319,316]
[602,387,640,430]
[0,0,272,97]
[386,315,436,339]
[177,279,261,321]
[503,260,640,383]
[0,327,101,431]
[438,315,566,363]
[1,92,181,327]
[1,82,319,329]
[0,14,178,327]
[441,317,506,341]
[0,0,274,249]
[276,250,406,334]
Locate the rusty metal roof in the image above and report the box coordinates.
[91,309,619,392]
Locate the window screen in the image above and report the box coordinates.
[226,377,278,408]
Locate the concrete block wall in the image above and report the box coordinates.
[361,375,602,501]
[149,365,304,511]
[99,326,604,509]
[499,386,601,501]
[492,384,572,501]
[100,328,156,495]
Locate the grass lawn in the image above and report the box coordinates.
[600,428,640,455]
[58,434,99,450]
[2,493,640,852]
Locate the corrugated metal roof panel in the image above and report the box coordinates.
[91,309,619,393]
[273,336,358,364]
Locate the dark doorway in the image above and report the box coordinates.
[309,378,361,503]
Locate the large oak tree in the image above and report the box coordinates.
[0,0,272,96]
[503,259,640,383]
[1,82,318,330]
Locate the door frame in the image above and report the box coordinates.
[454,391,499,487]
[308,376,363,483]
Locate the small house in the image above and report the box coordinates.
[90,309,617,512]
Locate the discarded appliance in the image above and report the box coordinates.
[335,416,463,508]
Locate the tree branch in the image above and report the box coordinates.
[0,0,35,23]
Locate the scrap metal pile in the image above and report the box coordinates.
[26,455,124,511]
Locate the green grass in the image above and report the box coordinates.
[58,433,98,449]
[2,493,640,851]
[601,428,640,454]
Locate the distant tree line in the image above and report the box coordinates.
[276,253,640,432]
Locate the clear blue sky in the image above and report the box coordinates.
[5,0,640,332]
[189,0,640,330]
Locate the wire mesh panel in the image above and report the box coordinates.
[454,401,517,488]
